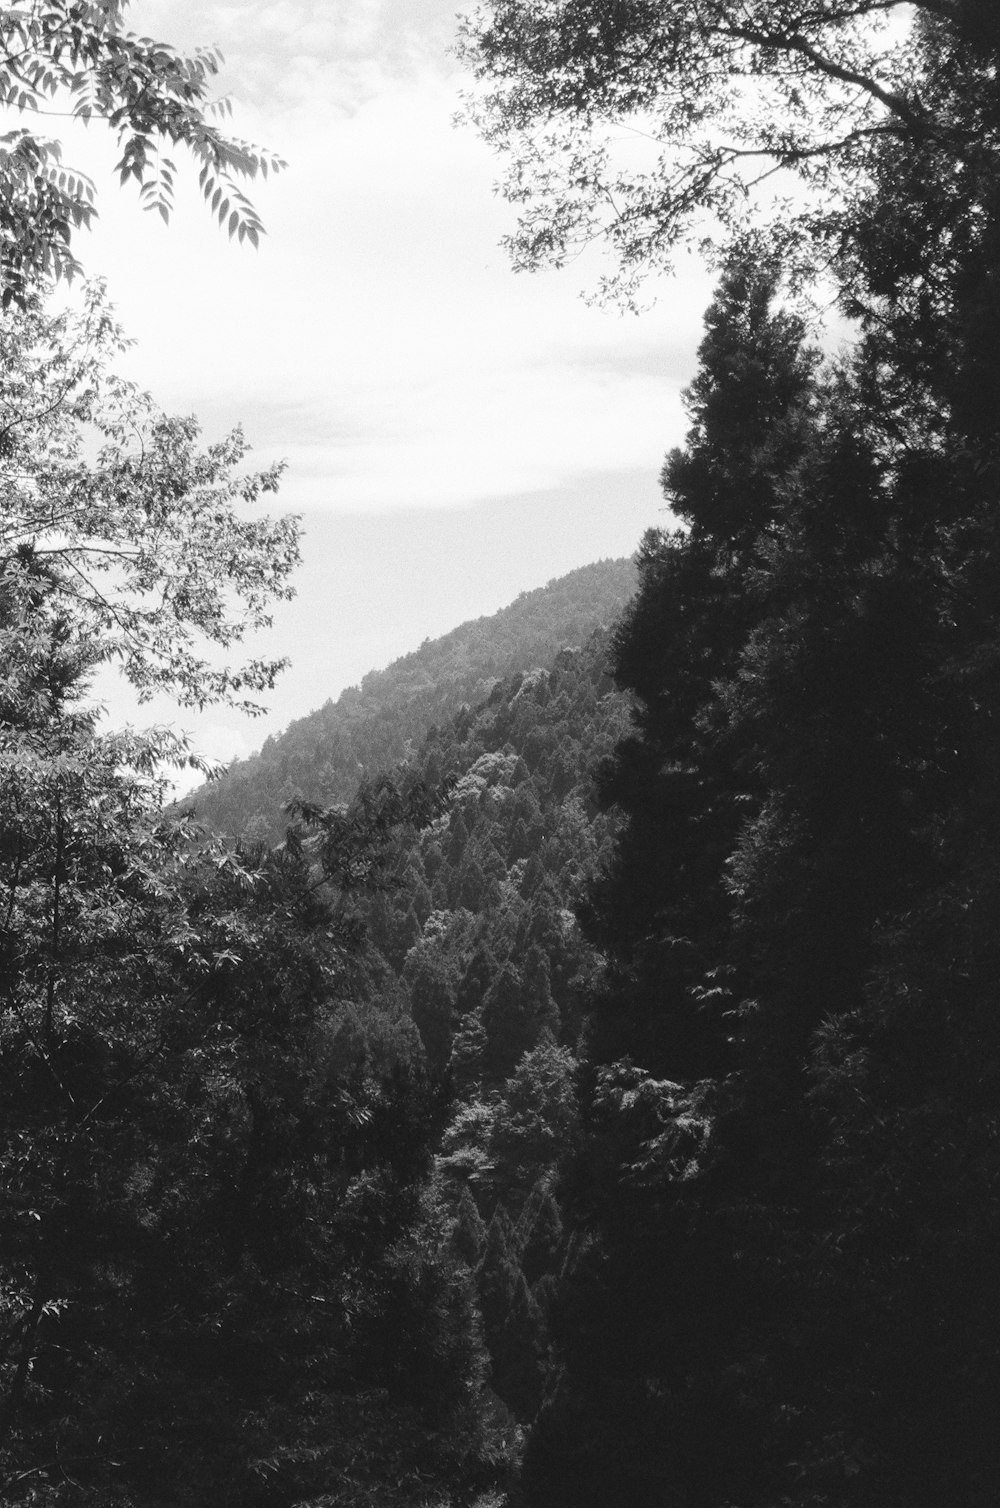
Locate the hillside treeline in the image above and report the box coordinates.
[194,558,636,844]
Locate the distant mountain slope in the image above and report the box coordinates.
[342,620,637,1425]
[192,556,637,841]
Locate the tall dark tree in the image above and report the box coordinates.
[456,6,1000,1503]
[585,254,819,1079]
[523,14,1000,1498]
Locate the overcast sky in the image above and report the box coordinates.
[64,0,714,774]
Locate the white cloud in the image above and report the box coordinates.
[60,55,710,517]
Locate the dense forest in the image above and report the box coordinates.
[192,557,636,843]
[4,1,1000,1505]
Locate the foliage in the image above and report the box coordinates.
[458,1,987,304]
[0,651,506,1501]
[0,0,283,303]
[0,282,298,709]
[526,145,1000,1508]
[356,628,626,1092]
[0,291,506,1503]
[307,619,626,1443]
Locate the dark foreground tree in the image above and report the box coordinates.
[522,248,1000,1508]
[525,153,1000,1508]
[460,9,1000,1506]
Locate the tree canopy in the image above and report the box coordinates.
[458,0,997,302]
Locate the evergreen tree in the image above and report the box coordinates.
[528,58,1000,1501]
[447,809,470,864]
[517,1179,565,1287]
[450,1008,490,1097]
[475,1208,521,1349]
[451,1185,488,1269]
[585,253,818,1078]
[525,252,953,1506]
[493,1267,546,1421]
[523,945,559,1039]
[481,963,534,1081]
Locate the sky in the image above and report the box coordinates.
[57,0,716,776]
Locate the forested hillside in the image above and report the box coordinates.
[346,627,633,1431]
[191,614,638,1445]
[192,558,636,842]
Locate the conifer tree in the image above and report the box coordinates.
[524,260,840,1507]
[482,963,534,1080]
[493,1267,546,1421]
[460,9,1000,1505]
[450,1008,490,1096]
[518,1179,565,1287]
[586,253,818,1075]
[530,126,1000,1508]
[475,1208,521,1350]
[452,1185,488,1269]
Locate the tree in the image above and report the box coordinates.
[459,7,1000,1506]
[0,650,503,1500]
[493,1265,547,1420]
[583,253,818,1079]
[458,1,986,304]
[451,1184,488,1267]
[0,288,509,1500]
[488,1037,579,1203]
[1,284,298,709]
[517,1177,564,1286]
[405,945,462,1070]
[0,0,283,304]
[481,962,536,1080]
[531,185,1000,1508]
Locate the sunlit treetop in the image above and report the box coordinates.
[0,0,285,305]
[457,0,1000,305]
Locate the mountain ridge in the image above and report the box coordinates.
[191,555,637,841]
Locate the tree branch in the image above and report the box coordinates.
[719,21,924,133]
